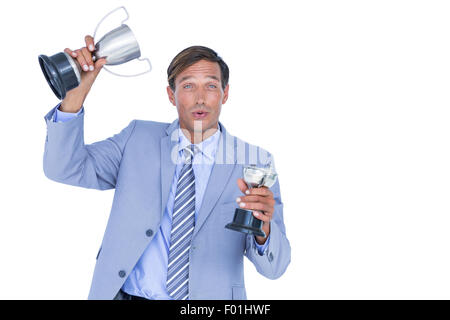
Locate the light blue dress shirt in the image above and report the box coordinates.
[53,104,269,299]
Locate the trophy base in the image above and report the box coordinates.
[38,52,80,100]
[225,208,266,238]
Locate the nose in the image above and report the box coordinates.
[195,87,206,105]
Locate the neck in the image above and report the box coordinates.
[180,122,219,144]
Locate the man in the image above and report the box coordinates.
[43,35,291,300]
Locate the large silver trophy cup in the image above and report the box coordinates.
[225,165,278,237]
[38,7,151,99]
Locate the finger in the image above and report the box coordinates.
[81,47,94,71]
[64,48,77,58]
[255,209,273,220]
[85,35,95,52]
[247,187,273,197]
[238,201,272,213]
[236,195,260,203]
[74,49,88,72]
[237,195,274,207]
[93,58,107,72]
[90,58,107,78]
[237,178,248,195]
[252,210,271,222]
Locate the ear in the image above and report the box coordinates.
[222,84,229,104]
[166,86,176,106]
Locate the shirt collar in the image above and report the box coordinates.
[177,125,221,162]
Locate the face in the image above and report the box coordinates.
[167,59,229,142]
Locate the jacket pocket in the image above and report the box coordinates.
[220,201,239,224]
[232,285,247,300]
[96,246,102,260]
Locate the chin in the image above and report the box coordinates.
[191,119,213,131]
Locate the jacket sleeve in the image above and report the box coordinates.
[244,155,291,280]
[43,105,136,190]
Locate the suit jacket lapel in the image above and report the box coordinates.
[160,120,179,220]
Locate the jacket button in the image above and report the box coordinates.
[146,229,154,237]
[268,252,274,262]
[118,270,126,278]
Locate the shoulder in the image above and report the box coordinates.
[118,119,173,146]
[131,119,172,137]
[221,127,273,167]
[134,119,171,131]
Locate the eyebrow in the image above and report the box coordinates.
[178,75,220,83]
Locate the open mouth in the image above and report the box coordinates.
[192,111,209,119]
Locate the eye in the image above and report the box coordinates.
[208,84,217,89]
[183,84,193,89]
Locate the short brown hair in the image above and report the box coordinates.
[167,46,229,91]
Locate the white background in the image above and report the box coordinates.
[0,0,449,299]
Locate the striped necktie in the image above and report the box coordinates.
[166,144,196,300]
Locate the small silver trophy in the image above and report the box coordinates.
[225,165,278,237]
[38,6,152,99]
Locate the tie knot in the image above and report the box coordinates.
[183,144,197,164]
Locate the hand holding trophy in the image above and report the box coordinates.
[226,165,278,238]
[38,6,152,100]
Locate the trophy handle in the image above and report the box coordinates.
[93,6,130,41]
[92,6,152,77]
[102,57,153,77]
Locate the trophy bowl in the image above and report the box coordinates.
[225,165,278,237]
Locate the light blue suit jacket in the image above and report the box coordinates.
[43,106,291,300]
